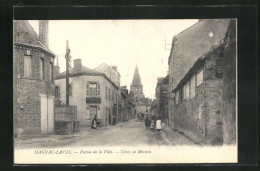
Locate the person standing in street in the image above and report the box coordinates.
[145,117,151,130]
[91,115,97,129]
[156,115,162,132]
[112,115,116,126]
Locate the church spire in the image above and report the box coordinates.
[131,64,142,86]
[130,64,144,98]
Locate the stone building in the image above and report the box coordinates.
[13,20,56,134]
[55,59,120,126]
[168,19,236,145]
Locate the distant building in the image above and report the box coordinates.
[137,98,151,116]
[168,19,236,145]
[119,86,129,122]
[130,65,145,99]
[155,75,169,123]
[55,59,120,126]
[13,20,56,135]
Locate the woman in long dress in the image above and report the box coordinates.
[91,115,97,129]
[156,115,162,132]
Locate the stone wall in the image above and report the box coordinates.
[222,20,236,144]
[174,75,205,143]
[173,47,226,145]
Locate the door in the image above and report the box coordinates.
[40,94,54,134]
[47,98,54,133]
[41,96,48,133]
[90,106,97,120]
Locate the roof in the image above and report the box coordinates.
[13,20,53,53]
[55,64,119,90]
[13,20,55,57]
[173,37,227,93]
[131,65,143,86]
[57,65,99,77]
[168,19,231,90]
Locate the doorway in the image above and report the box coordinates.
[40,94,54,134]
[90,106,97,120]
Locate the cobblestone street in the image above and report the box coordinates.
[15,119,195,149]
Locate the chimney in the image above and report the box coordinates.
[112,66,117,72]
[74,59,82,73]
[39,20,49,48]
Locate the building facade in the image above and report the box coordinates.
[55,59,120,127]
[168,19,236,145]
[14,20,56,135]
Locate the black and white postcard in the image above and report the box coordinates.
[13,18,238,164]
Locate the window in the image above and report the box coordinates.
[89,83,97,95]
[175,91,179,105]
[24,55,32,77]
[87,82,100,96]
[69,83,72,96]
[185,82,190,100]
[50,62,53,81]
[39,58,44,79]
[108,89,110,101]
[181,86,185,101]
[112,91,114,102]
[26,50,30,55]
[105,87,107,100]
[55,86,60,99]
[196,70,203,86]
[190,76,196,98]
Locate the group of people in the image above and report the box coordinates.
[91,114,116,129]
[145,115,162,132]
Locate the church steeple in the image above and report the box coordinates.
[131,65,142,86]
[130,64,144,98]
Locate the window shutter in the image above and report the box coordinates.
[97,83,100,95]
[69,84,72,96]
[86,83,89,95]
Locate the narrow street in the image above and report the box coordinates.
[15,119,195,149]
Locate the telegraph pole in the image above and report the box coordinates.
[65,40,71,106]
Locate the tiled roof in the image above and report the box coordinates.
[14,20,45,50]
[13,20,54,55]
[57,65,100,77]
[168,19,230,90]
[55,65,119,90]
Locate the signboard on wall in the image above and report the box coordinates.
[86,97,101,104]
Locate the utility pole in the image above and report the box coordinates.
[65,40,71,106]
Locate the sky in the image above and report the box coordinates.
[28,19,198,99]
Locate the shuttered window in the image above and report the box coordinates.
[185,82,190,100]
[87,82,100,96]
[196,70,204,86]
[55,86,60,98]
[108,89,110,101]
[24,55,32,77]
[50,62,53,82]
[175,91,179,105]
[69,84,72,96]
[39,58,44,79]
[190,75,196,98]
[97,83,100,95]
